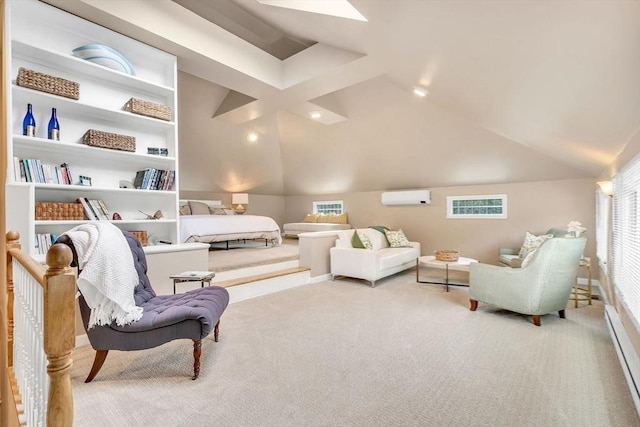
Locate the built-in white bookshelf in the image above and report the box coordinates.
[5,0,180,257]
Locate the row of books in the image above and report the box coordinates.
[35,233,59,255]
[77,197,111,220]
[134,168,175,190]
[14,157,74,185]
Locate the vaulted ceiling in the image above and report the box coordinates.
[43,0,640,195]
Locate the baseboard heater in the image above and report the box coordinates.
[605,305,640,415]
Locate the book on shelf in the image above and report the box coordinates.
[35,233,58,255]
[77,197,98,220]
[16,158,75,185]
[88,199,108,220]
[134,168,175,190]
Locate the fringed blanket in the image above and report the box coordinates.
[62,222,142,328]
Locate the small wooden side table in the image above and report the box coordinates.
[571,257,592,308]
[170,271,215,294]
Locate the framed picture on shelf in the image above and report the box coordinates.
[79,175,92,186]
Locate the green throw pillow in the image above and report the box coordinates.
[351,230,372,249]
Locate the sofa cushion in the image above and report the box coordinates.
[321,212,348,224]
[378,248,408,270]
[518,231,553,259]
[385,229,412,248]
[303,213,320,223]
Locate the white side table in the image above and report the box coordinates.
[416,256,478,292]
[170,271,216,294]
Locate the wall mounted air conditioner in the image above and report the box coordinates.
[381,189,431,205]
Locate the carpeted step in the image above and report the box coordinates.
[214,266,310,288]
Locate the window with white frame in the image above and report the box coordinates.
[446,194,507,219]
[595,189,610,270]
[613,153,640,329]
[313,200,343,215]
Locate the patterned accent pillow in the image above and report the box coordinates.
[385,229,412,248]
[351,229,373,249]
[188,201,210,215]
[521,238,552,267]
[518,232,553,259]
[179,204,191,215]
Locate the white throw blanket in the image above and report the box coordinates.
[62,222,143,329]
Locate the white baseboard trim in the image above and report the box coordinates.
[310,273,332,284]
[605,305,640,415]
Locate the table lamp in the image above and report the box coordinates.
[232,193,248,214]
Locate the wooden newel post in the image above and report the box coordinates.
[6,231,20,367]
[44,243,75,427]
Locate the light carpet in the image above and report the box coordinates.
[208,238,299,271]
[70,272,639,427]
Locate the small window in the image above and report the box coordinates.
[313,200,343,215]
[446,194,507,219]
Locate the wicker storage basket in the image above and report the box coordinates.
[130,230,148,246]
[35,202,84,221]
[434,250,459,262]
[123,98,171,121]
[17,67,80,100]
[82,129,136,152]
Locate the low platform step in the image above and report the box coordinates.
[219,267,311,304]
[216,266,309,289]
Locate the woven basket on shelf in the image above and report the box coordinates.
[123,98,171,121]
[130,230,148,246]
[35,202,84,221]
[434,250,459,262]
[82,129,136,152]
[17,67,79,100]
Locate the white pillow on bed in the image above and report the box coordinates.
[224,209,235,215]
[188,201,211,215]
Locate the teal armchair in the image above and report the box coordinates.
[470,237,586,326]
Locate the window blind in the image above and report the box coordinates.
[612,152,640,330]
[595,189,609,269]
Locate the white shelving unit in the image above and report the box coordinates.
[5,0,180,257]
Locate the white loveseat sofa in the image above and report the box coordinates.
[330,228,420,287]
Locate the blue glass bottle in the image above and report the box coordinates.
[47,108,60,140]
[22,103,36,137]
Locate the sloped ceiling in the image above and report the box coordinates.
[42,0,640,195]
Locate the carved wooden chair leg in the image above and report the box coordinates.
[214,320,220,342]
[558,309,566,319]
[85,349,109,383]
[532,315,541,326]
[469,300,478,311]
[192,339,202,380]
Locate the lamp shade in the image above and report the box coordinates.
[597,181,613,196]
[232,193,249,204]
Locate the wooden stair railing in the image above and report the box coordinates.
[6,231,75,427]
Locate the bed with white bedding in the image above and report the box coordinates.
[179,200,282,246]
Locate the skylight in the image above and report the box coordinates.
[257,0,367,22]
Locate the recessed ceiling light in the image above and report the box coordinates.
[247,132,258,142]
[413,87,428,97]
[309,111,323,119]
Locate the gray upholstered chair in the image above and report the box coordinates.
[498,227,570,267]
[470,237,586,326]
[57,231,229,382]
